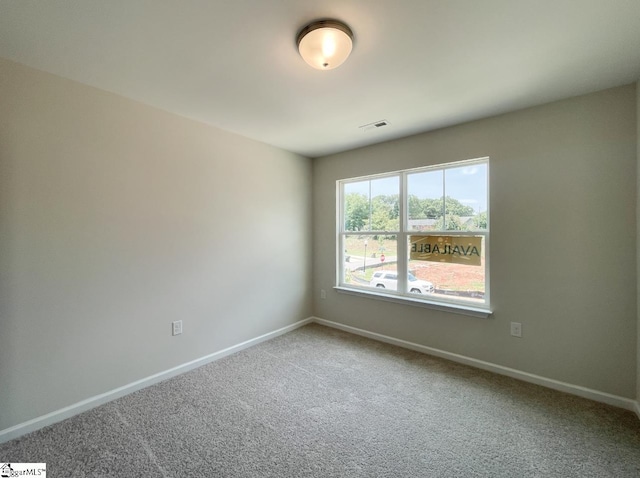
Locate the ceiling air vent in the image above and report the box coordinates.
[359,120,391,132]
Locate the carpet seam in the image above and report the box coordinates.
[114,404,169,478]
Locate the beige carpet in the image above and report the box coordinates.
[1,323,639,477]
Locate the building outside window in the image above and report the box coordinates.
[337,157,489,313]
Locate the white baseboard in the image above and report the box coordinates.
[0,317,314,445]
[312,317,640,414]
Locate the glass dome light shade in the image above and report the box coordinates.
[297,20,353,70]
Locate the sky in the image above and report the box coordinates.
[344,163,488,213]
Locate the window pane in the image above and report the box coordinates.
[407,170,444,231]
[407,235,486,303]
[344,182,370,231]
[370,177,399,231]
[444,163,487,231]
[344,177,399,232]
[342,234,397,289]
[338,158,489,308]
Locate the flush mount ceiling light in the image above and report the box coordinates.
[297,19,353,70]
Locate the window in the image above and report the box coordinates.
[337,157,489,314]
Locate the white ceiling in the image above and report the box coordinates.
[1,1,639,158]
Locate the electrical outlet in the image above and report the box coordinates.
[172,320,183,336]
[320,289,326,299]
[510,322,522,338]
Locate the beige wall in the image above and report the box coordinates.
[314,85,637,398]
[637,80,640,404]
[0,58,313,431]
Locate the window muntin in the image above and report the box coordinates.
[338,158,489,311]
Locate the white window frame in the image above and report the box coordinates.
[336,157,491,318]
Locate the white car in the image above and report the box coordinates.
[369,271,435,294]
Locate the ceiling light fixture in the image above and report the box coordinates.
[297,19,353,70]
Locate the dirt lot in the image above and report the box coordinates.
[410,260,485,292]
[351,258,485,296]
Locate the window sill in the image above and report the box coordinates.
[334,286,492,318]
